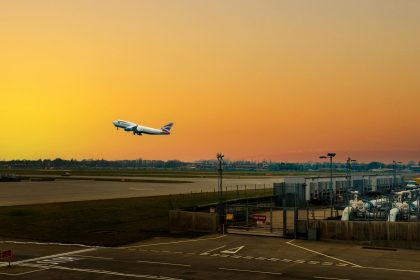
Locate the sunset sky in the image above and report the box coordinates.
[1,0,419,163]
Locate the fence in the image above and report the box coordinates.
[169,184,274,210]
[169,210,217,233]
[307,220,420,249]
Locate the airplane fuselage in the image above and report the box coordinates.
[113,120,172,135]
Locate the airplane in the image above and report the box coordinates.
[113,120,174,136]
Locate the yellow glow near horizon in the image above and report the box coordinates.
[1,0,419,162]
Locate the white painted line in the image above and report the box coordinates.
[360,266,420,273]
[294,260,306,263]
[0,268,49,276]
[136,260,191,267]
[230,255,242,259]
[219,254,229,258]
[221,246,244,254]
[0,240,101,248]
[322,262,333,266]
[20,263,183,279]
[200,245,226,256]
[281,259,292,262]
[336,263,348,267]
[122,235,227,249]
[314,277,350,280]
[36,260,60,265]
[8,248,97,267]
[286,240,362,268]
[308,261,320,265]
[72,255,113,260]
[219,267,282,275]
[256,257,267,260]
[211,253,220,257]
[243,256,254,259]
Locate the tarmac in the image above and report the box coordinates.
[0,176,281,206]
[1,234,420,279]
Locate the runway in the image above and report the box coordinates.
[0,176,282,206]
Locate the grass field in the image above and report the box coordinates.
[0,189,273,246]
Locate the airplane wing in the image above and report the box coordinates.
[124,125,137,131]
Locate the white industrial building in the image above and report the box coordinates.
[274,174,402,206]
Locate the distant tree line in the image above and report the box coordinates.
[0,159,418,171]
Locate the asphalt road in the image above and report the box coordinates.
[0,176,281,206]
[1,234,420,279]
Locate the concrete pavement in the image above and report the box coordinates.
[1,235,420,279]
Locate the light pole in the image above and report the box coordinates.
[216,153,224,229]
[320,153,336,216]
[346,157,357,203]
[392,160,402,190]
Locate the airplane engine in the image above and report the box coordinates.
[133,126,142,135]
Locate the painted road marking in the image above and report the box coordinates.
[314,277,350,280]
[123,247,361,269]
[0,240,100,248]
[72,254,113,260]
[8,248,96,267]
[0,268,49,276]
[286,240,362,268]
[20,263,183,280]
[220,246,244,254]
[36,256,81,265]
[136,260,191,267]
[359,266,420,273]
[122,235,226,249]
[200,245,226,256]
[219,267,282,275]
[230,255,242,259]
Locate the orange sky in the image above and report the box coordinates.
[1,0,419,163]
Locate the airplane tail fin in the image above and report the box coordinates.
[161,122,174,134]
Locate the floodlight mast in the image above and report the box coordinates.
[216,153,224,230]
[319,153,336,217]
[346,157,357,203]
[392,160,402,189]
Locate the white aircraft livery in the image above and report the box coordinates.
[113,120,174,136]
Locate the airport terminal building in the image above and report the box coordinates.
[274,174,402,207]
